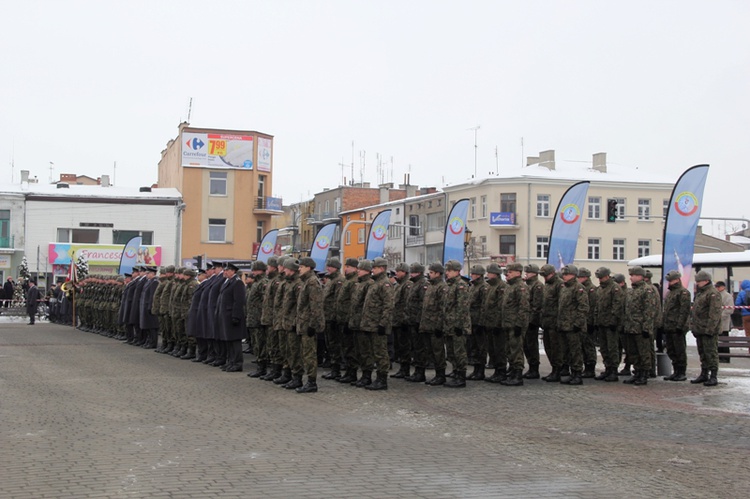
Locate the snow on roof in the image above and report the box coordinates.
[338,190,444,216]
[729,235,750,245]
[629,250,750,268]
[0,182,182,201]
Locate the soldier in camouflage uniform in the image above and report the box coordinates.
[523,264,543,379]
[151,267,168,347]
[156,266,176,353]
[169,269,188,357]
[295,257,325,393]
[593,267,624,382]
[438,260,470,388]
[482,263,507,383]
[539,264,565,382]
[404,263,428,383]
[467,264,488,381]
[661,270,692,381]
[112,276,125,339]
[689,271,722,386]
[180,269,199,359]
[623,266,658,385]
[278,258,302,389]
[259,257,283,381]
[246,261,269,377]
[390,262,413,380]
[321,257,345,380]
[420,262,448,385]
[501,262,530,386]
[334,258,361,384]
[645,269,662,378]
[557,264,589,385]
[577,268,598,378]
[347,260,374,388]
[359,257,394,391]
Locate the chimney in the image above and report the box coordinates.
[526,156,540,166]
[379,184,390,204]
[592,152,607,173]
[21,170,30,183]
[539,150,555,170]
[100,175,111,187]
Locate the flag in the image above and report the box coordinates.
[662,165,710,295]
[365,210,392,260]
[310,223,337,270]
[442,198,470,265]
[256,229,279,263]
[118,236,142,275]
[547,181,590,271]
[67,255,78,282]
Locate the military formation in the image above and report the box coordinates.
[66,256,725,391]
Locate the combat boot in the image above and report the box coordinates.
[671,366,687,382]
[690,368,708,384]
[523,365,540,379]
[173,345,187,358]
[247,362,267,378]
[566,371,583,385]
[444,370,466,388]
[405,367,426,382]
[623,370,639,384]
[366,372,388,390]
[180,346,196,360]
[633,370,648,385]
[485,368,507,384]
[604,367,619,382]
[296,379,318,393]
[703,369,718,386]
[283,375,303,389]
[618,364,632,376]
[390,363,410,379]
[353,370,372,387]
[261,364,281,381]
[466,364,485,381]
[446,370,457,379]
[594,368,609,381]
[502,369,523,386]
[426,369,446,386]
[582,364,596,378]
[322,365,341,380]
[273,368,292,385]
[543,369,561,383]
[336,368,358,384]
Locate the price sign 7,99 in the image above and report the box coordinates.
[209,139,227,157]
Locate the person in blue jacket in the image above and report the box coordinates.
[735,280,750,353]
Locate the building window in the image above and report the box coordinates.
[663,198,669,218]
[426,212,446,232]
[358,228,365,244]
[587,238,600,260]
[615,198,626,220]
[536,236,549,259]
[57,228,99,244]
[499,235,516,255]
[208,218,226,242]
[588,196,601,219]
[638,239,651,258]
[479,235,487,256]
[480,195,487,218]
[388,225,401,238]
[345,231,351,245]
[613,238,625,260]
[437,198,442,207]
[638,199,651,220]
[324,200,330,214]
[395,208,400,215]
[470,197,476,219]
[501,193,516,213]
[209,171,227,196]
[536,194,550,217]
[428,201,432,208]
[409,215,420,236]
[258,175,266,198]
[0,210,9,248]
[256,221,264,243]
[113,230,153,245]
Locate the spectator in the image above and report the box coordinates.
[3,277,14,307]
[26,279,40,325]
[716,281,733,363]
[735,280,750,354]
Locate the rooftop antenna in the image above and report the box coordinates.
[338,158,348,186]
[49,161,54,183]
[495,146,499,175]
[376,153,382,184]
[359,150,366,185]
[10,141,14,183]
[390,156,394,183]
[113,161,117,186]
[467,125,480,178]
[351,140,355,186]
[187,97,193,124]
[520,137,524,168]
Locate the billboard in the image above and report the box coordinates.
[182,132,254,169]
[49,243,162,266]
[258,137,272,172]
[489,212,516,226]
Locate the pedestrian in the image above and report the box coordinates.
[295,257,325,393]
[420,262,448,386]
[390,262,413,380]
[217,262,247,372]
[4,276,14,307]
[734,280,750,353]
[539,264,564,382]
[321,257,345,380]
[715,281,733,363]
[246,261,269,377]
[523,264,544,379]
[661,270,691,381]
[593,267,624,382]
[689,271,722,386]
[26,279,40,324]
[501,262,530,386]
[404,263,428,382]
[358,257,394,390]
[439,260,470,388]
[623,266,658,385]
[482,263,507,383]
[557,265,589,385]
[348,260,374,388]
[334,258,361,384]
[576,267,598,378]
[467,264,489,381]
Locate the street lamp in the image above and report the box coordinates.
[464,227,473,273]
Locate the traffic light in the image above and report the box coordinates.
[606,199,618,222]
[193,255,203,269]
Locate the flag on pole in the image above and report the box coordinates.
[547,181,590,271]
[67,254,78,282]
[256,229,279,263]
[310,223,337,270]
[365,210,392,260]
[442,198,470,265]
[118,236,142,275]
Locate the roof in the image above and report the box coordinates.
[0,183,182,202]
[338,190,444,216]
[628,250,750,268]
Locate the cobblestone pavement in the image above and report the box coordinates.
[2,323,749,498]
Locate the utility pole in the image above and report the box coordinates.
[467,126,480,178]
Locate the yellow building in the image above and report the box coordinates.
[157,123,282,264]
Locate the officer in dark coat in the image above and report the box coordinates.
[187,268,210,362]
[4,277,14,307]
[26,279,40,324]
[139,267,160,348]
[127,267,147,345]
[205,262,226,366]
[217,262,247,372]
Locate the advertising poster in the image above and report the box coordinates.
[258,137,272,172]
[182,132,254,169]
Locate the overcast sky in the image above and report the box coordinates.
[1,1,747,234]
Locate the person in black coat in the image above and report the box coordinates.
[4,277,14,307]
[127,267,148,346]
[205,262,226,367]
[139,267,160,349]
[26,279,40,325]
[187,268,210,362]
[217,262,247,372]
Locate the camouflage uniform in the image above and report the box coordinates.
[335,267,360,383]
[436,261,470,387]
[523,268,544,377]
[482,266,507,382]
[390,265,413,377]
[690,277,722,382]
[348,263,374,386]
[157,273,175,352]
[260,266,283,380]
[578,270,598,376]
[593,271,625,380]
[246,270,268,367]
[278,266,301,386]
[661,277,692,377]
[296,266,325,385]
[420,268,448,385]
[501,267,530,384]
[358,260,394,389]
[322,264,345,376]
[404,265,427,381]
[624,269,658,384]
[467,270,489,378]
[181,270,198,357]
[540,266,565,380]
[557,265,589,383]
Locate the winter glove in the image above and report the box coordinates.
[307,326,316,337]
[231,317,240,326]
[641,330,650,339]
[377,326,386,336]
[434,330,444,339]
[514,326,523,337]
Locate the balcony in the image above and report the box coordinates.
[253,196,284,214]
[406,234,424,247]
[0,236,14,249]
[308,211,341,225]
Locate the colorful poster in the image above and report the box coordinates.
[49,243,162,266]
[258,137,272,172]
[547,181,590,271]
[182,132,254,169]
[442,198,470,266]
[310,223,337,271]
[365,210,392,261]
[662,165,710,294]
[255,229,279,264]
[118,236,142,275]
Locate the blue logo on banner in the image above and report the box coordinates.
[266,197,282,211]
[490,212,516,225]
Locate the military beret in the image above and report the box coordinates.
[358,260,373,271]
[326,257,342,269]
[283,258,299,271]
[561,264,578,276]
[184,269,197,277]
[486,263,503,275]
[395,262,410,273]
[577,267,591,277]
[695,270,712,282]
[372,257,388,268]
[628,266,646,276]
[267,256,279,267]
[428,262,445,274]
[345,257,360,268]
[595,267,611,278]
[252,260,268,271]
[524,264,539,274]
[665,270,681,281]
[470,264,486,275]
[410,262,425,274]
[613,273,626,284]
[299,257,316,269]
[539,264,556,276]
[506,263,523,273]
[444,260,462,272]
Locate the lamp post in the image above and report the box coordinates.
[464,227,473,274]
